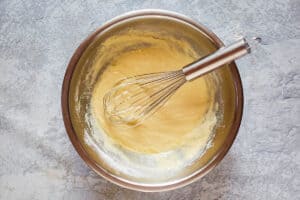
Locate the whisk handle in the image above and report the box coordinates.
[182,38,250,81]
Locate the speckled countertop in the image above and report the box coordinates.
[0,0,299,199]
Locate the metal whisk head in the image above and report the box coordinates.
[103,70,187,127]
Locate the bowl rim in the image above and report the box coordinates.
[61,9,244,192]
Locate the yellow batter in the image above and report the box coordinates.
[90,31,217,154]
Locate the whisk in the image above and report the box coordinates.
[103,38,250,127]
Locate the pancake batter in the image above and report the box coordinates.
[90,30,218,154]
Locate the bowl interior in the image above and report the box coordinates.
[65,12,242,191]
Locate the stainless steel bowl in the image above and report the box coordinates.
[62,9,243,192]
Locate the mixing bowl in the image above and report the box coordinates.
[61,9,243,192]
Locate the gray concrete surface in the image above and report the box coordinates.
[0,0,299,199]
